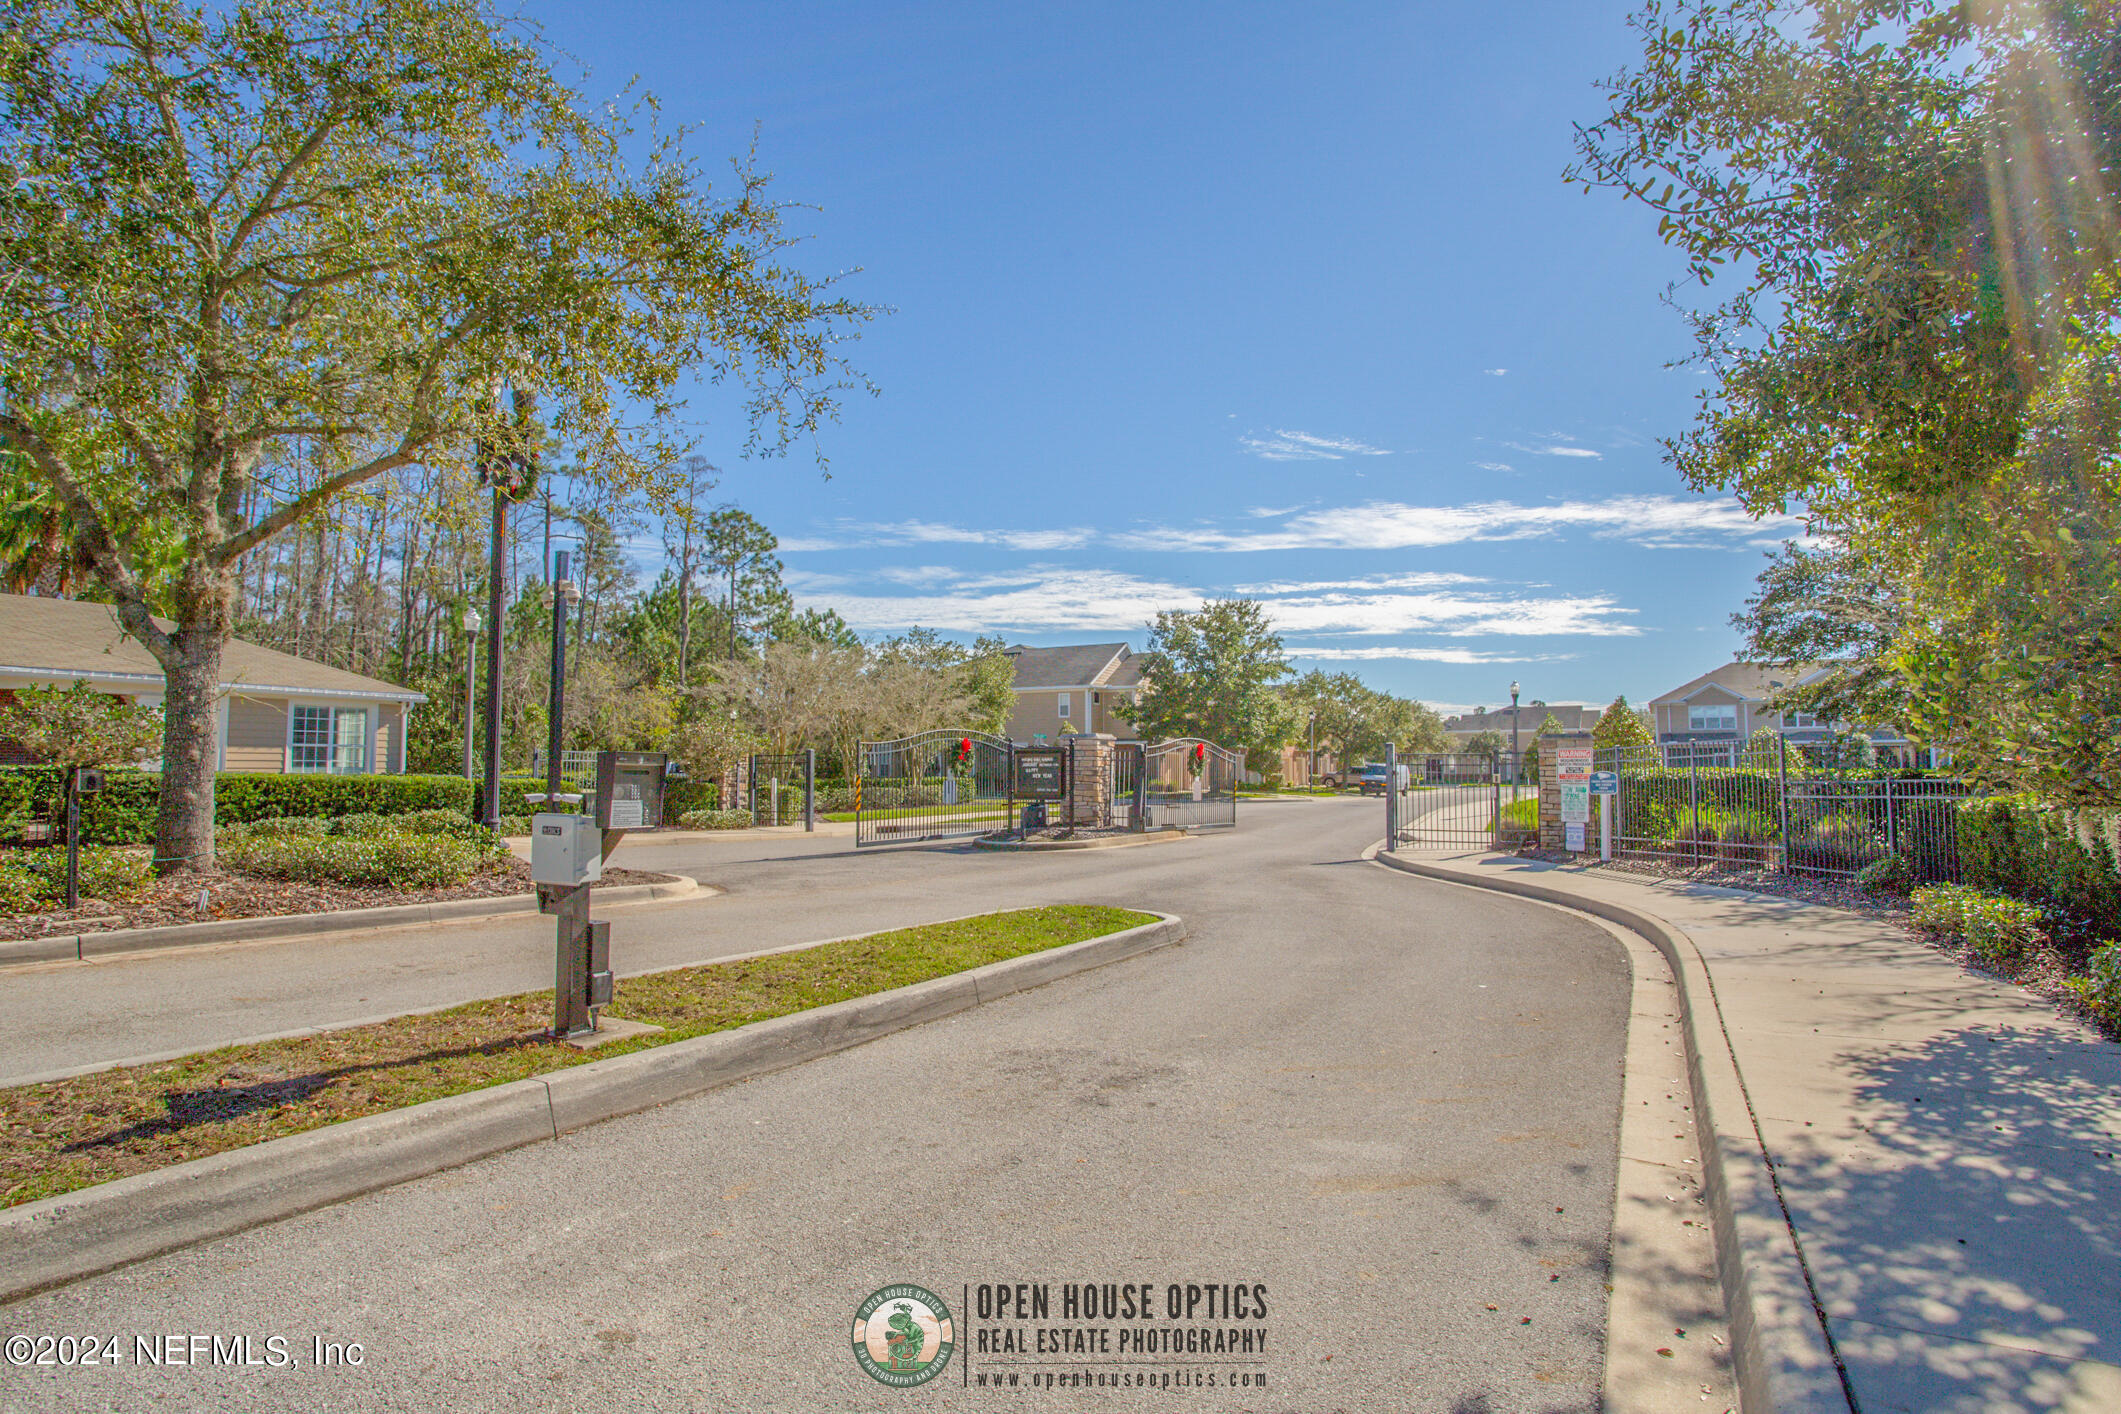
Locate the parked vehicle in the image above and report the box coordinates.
[1356,763,1392,796]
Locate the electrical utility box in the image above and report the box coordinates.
[531,812,603,886]
[594,750,668,830]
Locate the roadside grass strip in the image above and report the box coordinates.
[1,904,1154,1208]
[819,805,1011,824]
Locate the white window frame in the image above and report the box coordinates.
[1057,692,1071,719]
[1786,711,1823,730]
[290,704,370,774]
[1688,704,1737,734]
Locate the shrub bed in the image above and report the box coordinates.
[218,831,488,889]
[0,846,154,909]
[2069,944,2121,1027]
[1910,883,2050,968]
[677,809,754,830]
[1957,795,2121,945]
[214,809,507,888]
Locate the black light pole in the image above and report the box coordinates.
[479,478,506,826]
[547,549,574,799]
[1509,679,1522,796]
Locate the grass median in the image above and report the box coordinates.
[2,904,1156,1208]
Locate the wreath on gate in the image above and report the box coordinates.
[954,736,973,767]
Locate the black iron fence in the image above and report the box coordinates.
[853,731,1016,846]
[1142,739,1240,830]
[1392,751,1532,849]
[748,751,816,830]
[1602,743,1976,881]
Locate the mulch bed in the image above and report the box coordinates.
[0,859,673,943]
[991,825,1149,843]
[1534,849,2117,1040]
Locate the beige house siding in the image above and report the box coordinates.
[225,694,288,772]
[375,702,402,774]
[1005,687,1140,743]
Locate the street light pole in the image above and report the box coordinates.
[461,608,481,780]
[480,480,506,827]
[548,550,576,799]
[1509,679,1522,799]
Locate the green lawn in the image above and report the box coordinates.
[1,904,1156,1208]
[1497,797,1539,832]
[821,803,1012,823]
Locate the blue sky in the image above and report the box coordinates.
[532,1,1798,716]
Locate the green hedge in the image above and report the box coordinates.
[1956,795,2121,944]
[0,768,578,846]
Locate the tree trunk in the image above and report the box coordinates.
[153,625,225,874]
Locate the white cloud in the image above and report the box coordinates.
[1262,589,1639,637]
[1230,572,1487,594]
[1471,461,1515,472]
[1504,440,1602,459]
[1482,368,1507,376]
[800,567,1199,635]
[793,564,1642,642]
[841,520,1098,552]
[1238,429,1392,461]
[1285,645,1570,664]
[1113,495,1801,553]
[772,536,843,553]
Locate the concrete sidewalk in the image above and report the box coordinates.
[1390,849,2121,1414]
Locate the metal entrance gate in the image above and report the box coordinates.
[1142,739,1240,830]
[854,730,1014,846]
[1391,751,1532,849]
[748,751,815,829]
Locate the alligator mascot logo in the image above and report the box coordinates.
[852,1284,956,1387]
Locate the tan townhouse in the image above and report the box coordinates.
[1001,642,1143,744]
[0,592,425,774]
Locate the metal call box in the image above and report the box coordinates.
[531,812,603,886]
[594,750,669,830]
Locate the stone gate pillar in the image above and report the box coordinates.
[1067,734,1116,828]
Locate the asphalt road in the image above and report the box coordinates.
[1,798,1632,1412]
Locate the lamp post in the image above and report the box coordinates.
[547,550,580,798]
[461,607,482,779]
[1509,679,1522,798]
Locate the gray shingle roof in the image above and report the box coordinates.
[1004,642,1132,689]
[0,593,426,702]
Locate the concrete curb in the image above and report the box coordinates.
[0,874,706,969]
[973,828,1192,852]
[1374,850,1849,1414]
[0,911,1184,1304]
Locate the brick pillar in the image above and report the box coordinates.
[1067,734,1115,828]
[1538,731,1594,853]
